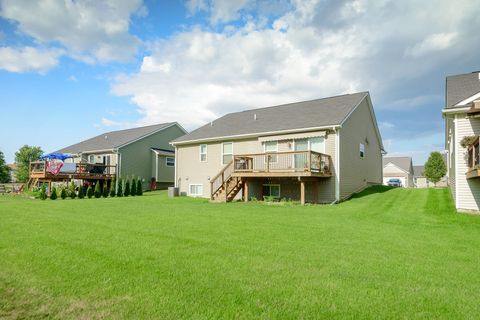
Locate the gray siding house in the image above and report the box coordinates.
[443,71,480,212]
[58,123,186,190]
[382,157,414,187]
[171,92,384,204]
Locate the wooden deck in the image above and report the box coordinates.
[466,137,480,179]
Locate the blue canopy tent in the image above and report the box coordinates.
[40,153,73,161]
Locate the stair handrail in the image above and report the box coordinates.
[210,160,234,199]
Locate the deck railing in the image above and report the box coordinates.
[29,160,117,178]
[467,137,480,170]
[233,151,331,174]
[210,160,234,199]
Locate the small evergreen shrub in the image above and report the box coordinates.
[39,184,47,200]
[50,187,57,200]
[136,178,143,196]
[130,176,136,197]
[109,178,116,197]
[124,176,130,197]
[87,185,93,199]
[78,185,85,199]
[116,177,123,197]
[60,187,67,200]
[94,181,102,198]
[102,183,109,198]
[69,182,76,199]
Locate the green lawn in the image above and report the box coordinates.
[1,187,480,319]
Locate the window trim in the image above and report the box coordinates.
[189,184,203,197]
[262,184,281,198]
[359,143,365,158]
[199,144,207,162]
[221,142,234,165]
[165,157,175,167]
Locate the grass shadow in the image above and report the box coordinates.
[348,185,395,200]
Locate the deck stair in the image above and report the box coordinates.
[210,161,244,202]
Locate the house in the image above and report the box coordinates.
[30,123,186,190]
[6,163,17,183]
[171,92,385,204]
[443,71,480,212]
[382,157,414,187]
[413,166,428,188]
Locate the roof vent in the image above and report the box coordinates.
[254,114,257,121]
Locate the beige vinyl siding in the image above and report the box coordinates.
[175,130,336,200]
[339,99,382,199]
[454,114,480,211]
[447,117,456,203]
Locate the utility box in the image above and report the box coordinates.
[168,187,179,197]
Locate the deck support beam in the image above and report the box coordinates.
[300,179,305,205]
[244,179,249,202]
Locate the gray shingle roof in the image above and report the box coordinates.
[383,157,413,174]
[57,123,175,154]
[173,92,369,144]
[413,165,424,177]
[446,72,480,108]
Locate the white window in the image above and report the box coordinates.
[89,155,95,163]
[200,144,207,162]
[222,142,233,165]
[189,184,203,196]
[264,141,278,163]
[166,157,175,167]
[360,143,365,158]
[262,184,280,198]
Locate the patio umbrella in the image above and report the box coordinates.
[40,153,73,161]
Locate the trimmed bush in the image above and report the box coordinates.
[130,176,136,197]
[137,178,143,196]
[124,176,130,197]
[78,185,85,199]
[69,182,76,199]
[94,181,102,198]
[117,177,123,197]
[103,183,109,198]
[50,187,57,200]
[87,185,93,199]
[109,178,116,197]
[60,187,67,200]
[39,184,47,200]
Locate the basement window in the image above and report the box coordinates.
[262,184,280,198]
[189,184,203,196]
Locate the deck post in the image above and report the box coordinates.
[244,179,249,202]
[300,179,305,205]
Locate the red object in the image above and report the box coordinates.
[46,161,63,175]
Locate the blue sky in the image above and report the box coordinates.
[0,0,479,164]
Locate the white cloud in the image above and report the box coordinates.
[186,0,254,24]
[111,0,480,131]
[0,0,143,63]
[0,46,63,73]
[380,122,395,129]
[406,32,458,57]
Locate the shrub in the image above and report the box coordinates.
[78,185,85,199]
[424,151,447,186]
[116,177,123,197]
[136,178,143,196]
[50,187,57,200]
[109,178,116,197]
[94,181,102,198]
[69,182,76,199]
[87,185,93,199]
[102,183,109,198]
[39,184,47,200]
[124,176,130,197]
[60,187,67,200]
[130,176,136,197]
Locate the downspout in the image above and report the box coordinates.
[116,151,122,193]
[334,128,341,202]
[174,146,178,188]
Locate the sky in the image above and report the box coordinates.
[0,0,479,164]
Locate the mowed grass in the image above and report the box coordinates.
[1,187,480,319]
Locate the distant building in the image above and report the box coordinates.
[382,157,414,187]
[7,163,17,183]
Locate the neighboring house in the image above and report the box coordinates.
[443,71,480,212]
[171,92,385,204]
[413,166,429,188]
[56,123,186,190]
[382,157,414,187]
[7,163,17,183]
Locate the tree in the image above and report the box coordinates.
[50,187,57,200]
[102,183,109,198]
[109,177,116,197]
[87,185,94,199]
[78,185,85,199]
[424,151,447,186]
[14,145,43,182]
[117,177,123,197]
[137,178,143,196]
[0,150,10,183]
[69,181,77,199]
[60,187,67,199]
[94,181,102,198]
[124,176,130,197]
[130,176,136,197]
[39,184,47,200]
